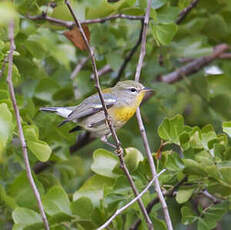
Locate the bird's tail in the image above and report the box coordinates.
[40,107,73,118]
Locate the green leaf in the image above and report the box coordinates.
[24,125,52,162]
[223,121,231,137]
[91,148,119,178]
[158,114,184,144]
[27,140,52,162]
[0,184,17,209]
[73,175,114,207]
[181,205,197,225]
[176,188,194,204]
[42,186,71,216]
[124,147,144,172]
[12,207,42,225]
[8,171,44,210]
[0,103,13,159]
[71,197,93,219]
[152,23,177,45]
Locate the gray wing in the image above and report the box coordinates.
[67,93,116,121]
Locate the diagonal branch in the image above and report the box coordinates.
[64,1,153,229]
[27,13,144,29]
[97,169,166,230]
[6,19,49,230]
[176,0,200,24]
[159,44,229,83]
[113,21,144,84]
[130,176,188,230]
[134,0,173,229]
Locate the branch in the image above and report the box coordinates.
[6,19,49,230]
[97,169,166,230]
[200,190,221,204]
[134,0,173,229]
[113,21,144,84]
[64,1,153,229]
[130,176,188,230]
[90,64,113,80]
[176,0,200,24]
[159,44,229,83]
[27,13,144,29]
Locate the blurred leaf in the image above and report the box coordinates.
[0,103,13,160]
[42,185,71,216]
[73,175,114,207]
[152,23,177,45]
[71,197,93,219]
[8,171,44,210]
[176,188,194,204]
[12,207,42,229]
[223,121,231,138]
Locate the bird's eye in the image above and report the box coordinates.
[130,88,137,93]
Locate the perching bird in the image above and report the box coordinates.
[40,80,151,146]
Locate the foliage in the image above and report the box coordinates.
[1,0,231,229]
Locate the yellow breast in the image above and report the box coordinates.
[109,91,146,125]
[109,106,137,123]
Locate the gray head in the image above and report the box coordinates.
[112,80,151,106]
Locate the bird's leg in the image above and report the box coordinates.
[100,135,116,149]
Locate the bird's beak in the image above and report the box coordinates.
[142,87,153,92]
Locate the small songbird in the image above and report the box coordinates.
[40,80,151,146]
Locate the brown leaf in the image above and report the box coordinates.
[63,24,90,51]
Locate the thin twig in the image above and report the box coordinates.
[130,176,188,230]
[90,64,113,80]
[64,1,153,229]
[6,19,49,230]
[176,0,200,24]
[27,13,144,29]
[0,54,9,78]
[97,169,166,230]
[70,57,89,80]
[134,0,173,229]
[200,190,221,204]
[159,44,229,83]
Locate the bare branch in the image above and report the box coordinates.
[27,13,73,29]
[90,64,113,80]
[200,190,221,204]
[97,169,166,230]
[130,176,188,230]
[27,13,144,29]
[6,19,49,230]
[159,44,229,83]
[64,1,153,229]
[176,0,200,24]
[134,0,173,229]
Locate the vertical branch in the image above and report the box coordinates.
[134,0,173,229]
[6,20,49,230]
[64,1,153,229]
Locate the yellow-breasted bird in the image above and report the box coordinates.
[40,80,151,145]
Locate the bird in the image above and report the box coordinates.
[40,80,152,146]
